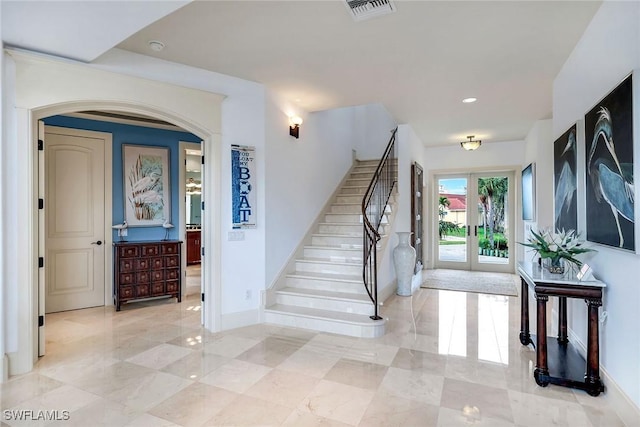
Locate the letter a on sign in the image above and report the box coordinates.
[231,145,256,229]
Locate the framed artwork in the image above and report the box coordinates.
[554,124,578,232]
[522,163,535,221]
[585,74,634,251]
[231,144,256,229]
[123,144,170,227]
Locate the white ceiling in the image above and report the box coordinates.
[2,1,602,147]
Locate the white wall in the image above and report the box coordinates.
[553,1,640,410]
[377,124,426,294]
[353,103,397,161]
[264,93,356,286]
[422,139,526,267]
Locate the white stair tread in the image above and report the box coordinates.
[298,257,362,266]
[265,304,381,325]
[287,271,362,283]
[303,245,361,252]
[278,287,370,302]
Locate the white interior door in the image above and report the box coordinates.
[45,126,108,313]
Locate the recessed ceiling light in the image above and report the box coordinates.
[148,40,165,52]
[462,97,477,104]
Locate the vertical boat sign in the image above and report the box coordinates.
[231,145,256,229]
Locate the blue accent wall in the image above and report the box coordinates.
[43,115,201,242]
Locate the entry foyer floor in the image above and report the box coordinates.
[0,287,627,426]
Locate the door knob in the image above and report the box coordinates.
[91,240,103,246]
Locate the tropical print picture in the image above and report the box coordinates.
[123,145,170,226]
[585,74,634,251]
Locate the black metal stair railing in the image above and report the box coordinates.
[361,128,397,320]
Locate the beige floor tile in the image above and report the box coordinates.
[202,334,261,358]
[508,389,594,427]
[390,347,447,372]
[235,336,306,368]
[297,379,375,425]
[379,366,444,405]
[344,341,399,366]
[125,343,193,370]
[281,408,352,427]
[323,358,388,390]
[245,368,319,408]
[440,378,514,423]
[436,407,516,427]
[0,374,64,410]
[358,390,440,427]
[3,279,626,427]
[160,351,230,380]
[199,359,271,393]
[124,413,181,426]
[148,382,238,426]
[277,348,341,378]
[204,394,293,426]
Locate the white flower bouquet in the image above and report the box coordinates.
[521,228,595,269]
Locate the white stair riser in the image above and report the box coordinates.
[264,311,384,338]
[304,247,362,261]
[346,179,371,187]
[319,223,363,235]
[341,186,368,195]
[336,195,363,204]
[275,293,373,315]
[296,260,361,275]
[325,213,362,223]
[311,234,362,247]
[330,204,362,214]
[286,276,366,293]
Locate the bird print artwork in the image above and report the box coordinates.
[585,75,635,251]
[554,125,578,232]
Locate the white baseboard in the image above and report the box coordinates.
[567,330,640,426]
[220,309,260,331]
[1,354,8,382]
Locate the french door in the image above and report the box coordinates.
[435,171,515,273]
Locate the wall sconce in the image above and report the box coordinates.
[289,116,303,139]
[460,135,482,151]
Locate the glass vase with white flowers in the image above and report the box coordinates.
[521,228,596,273]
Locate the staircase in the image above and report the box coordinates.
[264,160,394,338]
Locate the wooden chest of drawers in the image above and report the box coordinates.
[113,241,182,311]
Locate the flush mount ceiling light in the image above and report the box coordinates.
[462,97,477,104]
[148,40,165,52]
[461,135,482,151]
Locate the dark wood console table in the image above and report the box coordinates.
[518,261,606,396]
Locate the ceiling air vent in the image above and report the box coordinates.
[345,0,396,22]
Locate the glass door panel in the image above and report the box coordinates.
[437,177,469,268]
[472,172,514,273]
[436,171,514,273]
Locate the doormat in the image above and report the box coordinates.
[421,269,519,297]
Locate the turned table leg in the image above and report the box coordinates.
[558,296,568,344]
[519,277,532,346]
[585,298,604,396]
[534,294,549,386]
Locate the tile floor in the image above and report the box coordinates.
[0,274,630,426]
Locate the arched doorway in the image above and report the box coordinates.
[15,100,222,373]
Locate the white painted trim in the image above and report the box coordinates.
[567,329,640,425]
[11,100,221,377]
[179,141,202,304]
[220,308,261,331]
